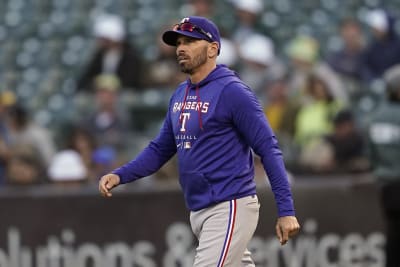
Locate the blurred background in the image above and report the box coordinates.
[0,0,400,266]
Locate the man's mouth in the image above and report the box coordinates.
[178,55,189,63]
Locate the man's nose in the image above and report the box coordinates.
[177,44,186,54]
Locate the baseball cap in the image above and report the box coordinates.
[239,33,274,66]
[233,0,263,14]
[162,16,221,54]
[365,9,388,32]
[94,14,125,42]
[217,37,238,67]
[286,35,319,63]
[94,74,121,92]
[47,150,87,182]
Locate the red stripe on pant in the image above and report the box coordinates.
[217,199,237,267]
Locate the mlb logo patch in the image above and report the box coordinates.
[184,142,191,149]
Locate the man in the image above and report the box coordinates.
[327,18,365,81]
[361,9,400,82]
[99,16,300,266]
[80,74,130,151]
[78,14,144,91]
[367,64,400,267]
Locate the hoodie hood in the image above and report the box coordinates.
[186,64,238,89]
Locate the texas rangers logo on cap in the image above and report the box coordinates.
[181,17,190,23]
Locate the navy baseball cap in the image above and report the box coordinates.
[162,16,221,54]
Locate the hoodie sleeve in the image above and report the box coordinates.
[112,107,177,184]
[221,82,295,217]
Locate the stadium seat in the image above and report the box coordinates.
[0,0,399,139]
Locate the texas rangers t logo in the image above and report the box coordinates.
[180,113,191,132]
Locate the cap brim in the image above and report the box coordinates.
[162,30,205,46]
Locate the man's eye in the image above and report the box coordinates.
[176,38,197,45]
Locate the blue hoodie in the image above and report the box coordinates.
[113,65,295,216]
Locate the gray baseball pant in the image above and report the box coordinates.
[190,195,260,267]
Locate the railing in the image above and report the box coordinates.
[0,174,385,267]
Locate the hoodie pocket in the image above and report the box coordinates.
[179,171,214,210]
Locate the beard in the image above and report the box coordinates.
[178,46,208,74]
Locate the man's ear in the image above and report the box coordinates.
[208,42,219,58]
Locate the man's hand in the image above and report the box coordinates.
[99,174,121,197]
[275,216,300,245]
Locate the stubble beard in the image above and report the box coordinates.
[179,47,208,74]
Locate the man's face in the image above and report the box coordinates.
[96,89,117,110]
[341,22,363,50]
[176,36,209,74]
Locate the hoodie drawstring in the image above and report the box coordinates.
[196,85,203,130]
[179,85,190,126]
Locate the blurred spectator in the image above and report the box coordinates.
[47,149,88,186]
[184,0,215,18]
[216,37,239,69]
[62,125,97,181]
[0,90,16,184]
[6,144,45,186]
[238,33,286,94]
[366,64,400,267]
[78,74,130,153]
[6,105,56,168]
[262,77,300,167]
[77,14,144,91]
[231,0,264,44]
[0,140,7,184]
[361,9,400,82]
[295,74,343,170]
[327,18,366,82]
[66,126,96,164]
[263,77,299,140]
[286,35,349,104]
[92,146,118,180]
[143,27,187,89]
[324,109,369,173]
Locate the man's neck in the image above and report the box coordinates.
[189,61,217,84]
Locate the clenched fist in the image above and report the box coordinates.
[276,216,300,245]
[99,173,121,197]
